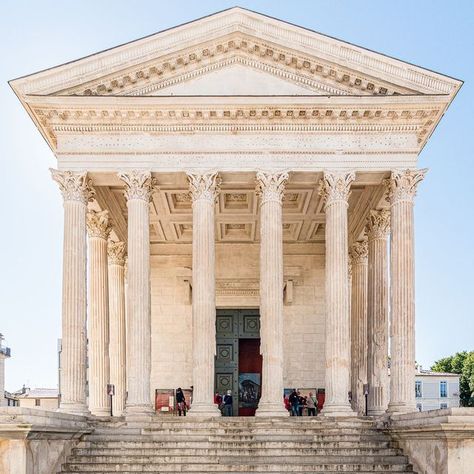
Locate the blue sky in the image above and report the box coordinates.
[0,0,472,391]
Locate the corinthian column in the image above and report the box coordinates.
[349,240,368,415]
[366,210,390,416]
[51,169,93,415]
[255,171,289,417]
[319,171,356,417]
[386,169,427,414]
[186,172,221,417]
[108,240,127,417]
[118,170,156,417]
[86,210,112,416]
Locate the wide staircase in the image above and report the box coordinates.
[59,417,414,473]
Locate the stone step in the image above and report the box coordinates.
[72,446,400,456]
[60,463,412,472]
[84,433,390,443]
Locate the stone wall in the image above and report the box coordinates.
[149,244,326,397]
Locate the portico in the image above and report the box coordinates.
[9,7,461,419]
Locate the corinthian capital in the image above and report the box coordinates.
[107,240,126,266]
[365,209,390,241]
[87,210,112,239]
[349,239,368,265]
[318,171,355,208]
[255,171,289,205]
[187,172,221,202]
[118,170,157,202]
[50,169,94,204]
[384,169,427,204]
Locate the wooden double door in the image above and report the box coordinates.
[215,309,262,416]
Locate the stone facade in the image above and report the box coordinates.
[7,7,462,421]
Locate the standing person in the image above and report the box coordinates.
[297,391,305,416]
[214,391,222,407]
[176,388,186,416]
[289,389,299,417]
[223,390,233,417]
[306,392,316,416]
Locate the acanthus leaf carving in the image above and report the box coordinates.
[86,210,112,239]
[255,171,289,205]
[318,171,355,208]
[349,239,368,265]
[365,209,390,240]
[384,168,427,204]
[187,171,221,202]
[118,170,157,202]
[50,169,95,204]
[107,240,126,266]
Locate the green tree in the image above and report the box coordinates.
[431,351,474,407]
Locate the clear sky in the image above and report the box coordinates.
[0,0,472,391]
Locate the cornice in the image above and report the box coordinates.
[10,8,461,99]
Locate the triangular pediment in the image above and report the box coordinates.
[10,7,461,99]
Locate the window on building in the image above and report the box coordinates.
[35,399,40,406]
[440,381,448,398]
[415,381,422,398]
[440,403,448,409]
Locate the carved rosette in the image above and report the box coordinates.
[384,169,427,204]
[318,171,355,208]
[50,169,95,204]
[187,172,221,202]
[118,170,157,202]
[349,239,368,265]
[107,240,126,266]
[255,171,289,206]
[86,210,112,239]
[365,210,390,241]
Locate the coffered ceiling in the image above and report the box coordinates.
[94,171,388,247]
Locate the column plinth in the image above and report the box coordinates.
[319,171,356,417]
[87,210,112,416]
[187,172,221,417]
[51,169,93,416]
[119,170,156,418]
[349,240,368,415]
[385,169,427,415]
[255,171,289,417]
[366,210,390,416]
[108,240,127,417]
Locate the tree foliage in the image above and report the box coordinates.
[431,351,474,407]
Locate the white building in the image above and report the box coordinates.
[415,369,460,412]
[15,388,59,411]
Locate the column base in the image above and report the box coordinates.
[255,401,289,417]
[321,403,357,418]
[57,403,90,417]
[367,407,388,417]
[187,402,221,417]
[387,402,416,415]
[124,404,155,422]
[90,407,112,417]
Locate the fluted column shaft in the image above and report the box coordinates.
[87,210,112,416]
[386,169,426,414]
[319,171,356,417]
[366,210,390,416]
[51,170,93,415]
[108,241,127,417]
[349,241,368,415]
[119,170,156,416]
[255,171,289,417]
[187,172,221,417]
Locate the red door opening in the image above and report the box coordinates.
[238,338,262,416]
